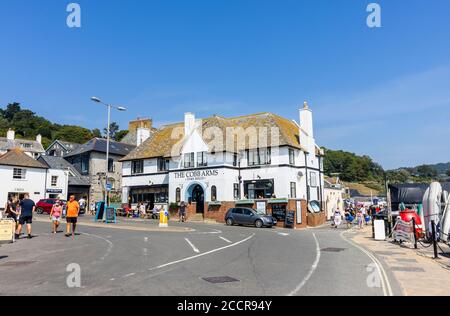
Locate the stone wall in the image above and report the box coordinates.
[89,152,124,204]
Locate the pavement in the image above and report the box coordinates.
[0,215,403,296]
[346,225,450,296]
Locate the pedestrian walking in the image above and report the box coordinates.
[89,202,96,216]
[78,197,86,215]
[356,210,364,229]
[5,196,19,231]
[333,208,342,229]
[15,193,35,240]
[345,210,354,229]
[65,195,80,238]
[49,199,63,234]
[179,201,187,222]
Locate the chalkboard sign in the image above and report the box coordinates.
[271,204,286,221]
[95,202,105,222]
[285,211,295,229]
[105,207,116,224]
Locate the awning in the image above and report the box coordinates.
[235,199,255,205]
[268,198,289,204]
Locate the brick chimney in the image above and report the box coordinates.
[128,118,152,132]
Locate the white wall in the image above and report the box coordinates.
[45,168,69,199]
[324,187,345,220]
[0,165,47,208]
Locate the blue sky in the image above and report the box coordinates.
[1,0,449,169]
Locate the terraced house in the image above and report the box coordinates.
[120,103,325,226]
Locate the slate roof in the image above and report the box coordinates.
[121,112,311,162]
[48,140,81,154]
[38,155,90,186]
[0,137,45,153]
[64,138,136,158]
[0,149,48,169]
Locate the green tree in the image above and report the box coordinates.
[446,170,450,177]
[416,165,438,178]
[0,116,9,136]
[103,122,120,139]
[92,128,102,138]
[115,130,129,142]
[2,102,21,121]
[53,125,94,144]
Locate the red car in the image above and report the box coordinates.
[36,199,67,215]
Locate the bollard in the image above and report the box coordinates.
[412,218,418,249]
[431,220,439,259]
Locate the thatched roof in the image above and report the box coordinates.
[121,112,312,162]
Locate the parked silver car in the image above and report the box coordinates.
[225,207,276,228]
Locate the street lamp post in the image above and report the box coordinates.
[91,97,127,217]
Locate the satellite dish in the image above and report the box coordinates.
[297,171,304,178]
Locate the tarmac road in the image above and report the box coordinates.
[0,216,402,296]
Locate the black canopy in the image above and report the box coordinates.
[389,183,429,206]
[389,183,450,209]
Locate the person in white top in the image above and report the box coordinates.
[333,207,342,229]
[139,203,146,218]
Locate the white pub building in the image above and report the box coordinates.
[121,103,324,218]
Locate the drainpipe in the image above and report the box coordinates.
[44,168,48,199]
[318,155,323,211]
[304,151,310,203]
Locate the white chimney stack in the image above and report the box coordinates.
[299,101,316,154]
[36,134,42,144]
[184,112,196,136]
[136,127,150,146]
[7,129,15,140]
[299,101,313,138]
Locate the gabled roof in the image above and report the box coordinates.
[46,140,81,154]
[0,149,48,169]
[64,138,136,158]
[0,137,45,153]
[121,112,311,162]
[38,155,90,186]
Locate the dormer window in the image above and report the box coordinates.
[197,152,208,167]
[184,153,195,168]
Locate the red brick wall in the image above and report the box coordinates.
[186,202,197,220]
[307,212,326,227]
[204,199,308,229]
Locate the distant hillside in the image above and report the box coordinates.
[0,102,128,149]
[427,162,450,175]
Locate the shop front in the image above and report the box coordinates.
[128,185,168,210]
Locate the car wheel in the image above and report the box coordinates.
[226,218,234,226]
[36,207,44,214]
[255,219,263,228]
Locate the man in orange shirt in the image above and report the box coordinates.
[65,195,80,238]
